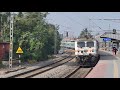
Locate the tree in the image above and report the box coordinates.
[78,28,93,39]
[0,12,61,61]
[18,12,23,17]
[12,12,61,61]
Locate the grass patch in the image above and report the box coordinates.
[48,55,56,59]
[27,60,37,64]
[0,61,6,68]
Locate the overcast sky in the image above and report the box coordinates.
[46,12,120,37]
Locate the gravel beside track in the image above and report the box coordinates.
[0,54,70,78]
[33,58,92,78]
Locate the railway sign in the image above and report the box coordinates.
[16,47,23,54]
[103,38,111,41]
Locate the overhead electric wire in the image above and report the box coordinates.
[89,18,120,32]
[59,12,87,28]
[46,18,74,31]
[90,18,120,23]
[86,18,104,31]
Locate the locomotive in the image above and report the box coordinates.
[75,38,100,67]
[59,38,100,67]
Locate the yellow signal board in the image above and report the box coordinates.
[16,47,23,54]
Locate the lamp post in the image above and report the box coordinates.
[54,29,57,55]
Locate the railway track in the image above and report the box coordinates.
[0,53,71,78]
[64,58,99,78]
[6,54,74,78]
[60,61,95,78]
[64,67,93,78]
[3,53,95,78]
[31,58,93,78]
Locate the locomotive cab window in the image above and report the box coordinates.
[77,42,85,48]
[87,41,94,48]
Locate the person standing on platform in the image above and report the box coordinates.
[112,47,115,55]
[113,47,118,55]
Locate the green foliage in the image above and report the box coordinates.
[13,12,61,61]
[78,28,93,39]
[0,12,10,42]
[0,61,5,68]
[0,12,61,62]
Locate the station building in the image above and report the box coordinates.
[95,29,120,52]
[0,42,9,61]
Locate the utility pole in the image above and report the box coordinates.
[64,31,69,38]
[3,22,6,42]
[0,16,3,41]
[54,29,57,55]
[9,12,14,69]
[109,24,110,30]
[89,19,91,31]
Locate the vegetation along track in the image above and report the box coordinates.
[7,54,74,78]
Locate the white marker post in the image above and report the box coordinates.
[19,54,21,67]
[16,47,23,67]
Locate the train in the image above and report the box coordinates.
[75,38,100,67]
[59,40,75,54]
[59,38,100,67]
[60,40,75,49]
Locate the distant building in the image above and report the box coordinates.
[95,34,110,50]
[0,42,9,61]
[100,32,120,51]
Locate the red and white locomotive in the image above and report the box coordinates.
[75,38,100,67]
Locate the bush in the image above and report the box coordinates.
[48,55,55,59]
[0,61,5,68]
[27,60,37,64]
[0,38,3,43]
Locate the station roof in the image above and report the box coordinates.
[76,38,96,41]
[100,32,120,41]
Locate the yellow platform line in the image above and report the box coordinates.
[113,60,119,78]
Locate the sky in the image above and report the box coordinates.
[46,12,120,37]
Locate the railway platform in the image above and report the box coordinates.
[86,50,120,78]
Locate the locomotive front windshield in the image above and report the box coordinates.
[87,41,94,47]
[77,42,85,47]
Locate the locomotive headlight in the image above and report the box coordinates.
[92,49,94,52]
[81,51,83,53]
